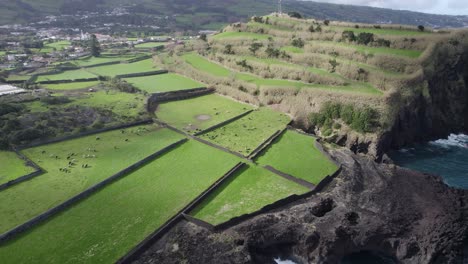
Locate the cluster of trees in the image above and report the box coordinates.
[309,102,379,134]
[341,31,392,47]
[105,78,141,93]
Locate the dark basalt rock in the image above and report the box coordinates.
[133,149,468,264]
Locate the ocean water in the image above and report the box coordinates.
[390,134,468,189]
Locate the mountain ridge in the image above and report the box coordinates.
[0,0,467,29]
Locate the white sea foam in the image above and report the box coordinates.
[430,134,468,148]
[274,259,297,264]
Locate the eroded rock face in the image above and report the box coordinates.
[133,149,468,264]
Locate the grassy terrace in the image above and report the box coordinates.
[184,53,382,95]
[256,130,338,184]
[328,26,431,36]
[86,59,158,77]
[211,31,271,40]
[0,151,36,186]
[0,140,240,263]
[156,94,252,134]
[0,126,183,233]
[312,40,423,58]
[191,164,309,225]
[72,55,132,67]
[42,81,100,90]
[36,69,97,82]
[123,73,203,93]
[134,42,169,48]
[200,108,290,156]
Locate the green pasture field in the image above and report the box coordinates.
[5,75,30,81]
[156,94,252,134]
[66,90,147,117]
[23,90,147,119]
[42,81,101,90]
[256,130,338,184]
[329,26,431,36]
[191,164,309,225]
[72,56,132,67]
[87,59,158,77]
[200,108,290,156]
[0,126,184,233]
[0,151,36,186]
[36,69,98,82]
[0,140,240,264]
[183,53,232,77]
[123,73,203,93]
[134,42,168,48]
[40,41,71,53]
[313,40,423,58]
[210,31,271,40]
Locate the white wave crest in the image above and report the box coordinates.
[430,134,468,148]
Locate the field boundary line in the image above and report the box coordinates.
[194,109,253,136]
[153,119,250,161]
[0,138,188,244]
[263,165,316,189]
[117,162,246,264]
[248,127,288,160]
[147,87,214,112]
[15,119,154,150]
[0,150,44,192]
[114,70,168,79]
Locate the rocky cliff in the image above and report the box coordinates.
[378,31,468,157]
[132,149,468,264]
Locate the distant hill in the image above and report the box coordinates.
[1,0,467,29]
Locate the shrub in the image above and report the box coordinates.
[357,32,375,45]
[291,38,305,48]
[249,42,263,55]
[265,44,280,58]
[41,96,72,105]
[224,44,234,54]
[308,25,315,32]
[418,25,425,32]
[342,30,356,42]
[375,38,391,47]
[309,102,379,134]
[288,12,303,19]
[324,20,330,26]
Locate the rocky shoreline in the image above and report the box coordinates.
[132,148,468,264]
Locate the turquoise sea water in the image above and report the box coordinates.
[390,134,468,189]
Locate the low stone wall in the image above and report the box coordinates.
[0,138,188,244]
[35,77,102,85]
[83,61,122,69]
[263,165,316,190]
[126,55,153,63]
[0,150,44,191]
[0,170,43,192]
[117,162,246,263]
[15,119,153,150]
[115,70,168,79]
[248,128,287,160]
[147,87,214,112]
[194,110,253,136]
[192,136,247,160]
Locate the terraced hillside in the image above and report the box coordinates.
[160,14,468,158]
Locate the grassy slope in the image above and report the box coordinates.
[124,73,203,93]
[0,151,36,185]
[211,31,271,40]
[0,126,183,233]
[191,164,309,225]
[200,108,290,156]
[86,59,158,77]
[0,140,240,263]
[313,40,423,58]
[42,81,100,90]
[183,53,382,95]
[156,94,252,133]
[256,130,338,184]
